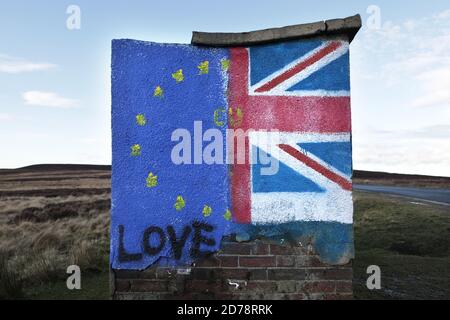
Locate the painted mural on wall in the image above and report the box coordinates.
[111,37,354,270]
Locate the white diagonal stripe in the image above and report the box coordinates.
[249,41,349,96]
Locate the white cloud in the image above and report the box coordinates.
[353,9,450,104]
[353,124,450,176]
[354,140,450,177]
[434,9,450,20]
[0,113,12,121]
[411,67,450,108]
[0,54,56,74]
[22,91,78,108]
[351,8,450,176]
[366,124,450,140]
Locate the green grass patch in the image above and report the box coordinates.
[353,192,450,299]
[26,271,110,300]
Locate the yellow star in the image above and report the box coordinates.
[136,114,146,126]
[223,209,232,221]
[153,86,163,97]
[202,205,212,217]
[146,172,158,188]
[221,59,230,71]
[198,61,209,75]
[172,69,184,83]
[174,195,186,211]
[131,144,141,156]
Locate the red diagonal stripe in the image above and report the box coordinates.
[278,144,352,191]
[254,41,342,93]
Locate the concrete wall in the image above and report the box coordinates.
[111,31,355,299]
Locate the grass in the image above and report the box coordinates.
[1,166,449,299]
[0,252,24,299]
[0,197,111,299]
[26,272,110,300]
[353,191,450,299]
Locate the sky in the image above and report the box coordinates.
[0,0,449,177]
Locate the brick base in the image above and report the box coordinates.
[112,239,353,300]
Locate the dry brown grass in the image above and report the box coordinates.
[0,168,111,298]
[0,209,110,287]
[0,251,23,299]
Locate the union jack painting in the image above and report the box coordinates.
[229,39,353,225]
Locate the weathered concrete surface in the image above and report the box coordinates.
[112,16,361,299]
[191,14,361,46]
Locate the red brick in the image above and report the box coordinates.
[220,268,268,280]
[115,279,130,292]
[300,281,336,293]
[239,256,276,267]
[270,244,295,255]
[276,255,295,267]
[194,256,220,267]
[242,281,277,292]
[295,255,328,268]
[220,242,252,255]
[219,255,238,267]
[335,281,353,293]
[262,293,291,300]
[220,268,250,280]
[130,280,168,292]
[252,242,270,255]
[248,269,268,280]
[268,268,306,280]
[277,281,297,293]
[307,267,352,281]
[308,256,328,267]
[235,293,265,300]
[294,255,309,267]
[184,280,223,292]
[327,267,352,280]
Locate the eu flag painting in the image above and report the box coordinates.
[111,40,231,269]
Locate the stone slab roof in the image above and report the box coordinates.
[191,14,361,47]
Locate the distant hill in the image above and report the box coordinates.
[353,170,448,180]
[353,170,450,188]
[0,164,111,173]
[0,164,449,188]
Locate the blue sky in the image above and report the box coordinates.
[1,0,449,176]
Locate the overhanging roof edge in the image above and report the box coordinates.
[191,14,362,47]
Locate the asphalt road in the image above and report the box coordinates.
[353,184,450,206]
